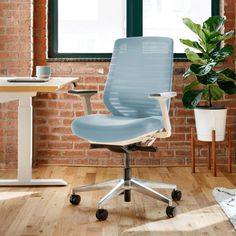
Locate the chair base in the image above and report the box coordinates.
[70,152,182,220]
[72,177,177,208]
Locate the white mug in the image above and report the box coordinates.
[36,66,51,78]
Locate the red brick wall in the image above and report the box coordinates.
[0,0,33,76]
[0,0,235,168]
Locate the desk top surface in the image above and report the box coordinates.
[0,77,77,92]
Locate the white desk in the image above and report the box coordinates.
[0,77,77,186]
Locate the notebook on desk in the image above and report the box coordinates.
[7,77,50,83]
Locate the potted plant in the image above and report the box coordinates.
[180,16,236,141]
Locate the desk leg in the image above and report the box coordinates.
[0,94,67,186]
[18,95,33,181]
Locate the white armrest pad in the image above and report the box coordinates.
[149,92,177,98]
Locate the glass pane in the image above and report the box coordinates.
[143,0,212,53]
[58,0,126,53]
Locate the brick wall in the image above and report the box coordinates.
[0,0,235,168]
[0,0,33,76]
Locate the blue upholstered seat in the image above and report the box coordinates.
[72,114,164,143]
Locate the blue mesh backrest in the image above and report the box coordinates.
[103,37,173,118]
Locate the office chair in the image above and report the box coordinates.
[68,37,182,221]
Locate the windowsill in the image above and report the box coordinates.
[46,57,189,63]
[46,58,111,62]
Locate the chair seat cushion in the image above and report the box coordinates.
[71,114,164,143]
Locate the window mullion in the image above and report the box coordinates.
[127,0,143,37]
[48,0,58,58]
[212,0,220,16]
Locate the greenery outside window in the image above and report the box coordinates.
[48,0,220,61]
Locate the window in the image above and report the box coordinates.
[143,0,215,54]
[58,0,126,54]
[48,0,220,60]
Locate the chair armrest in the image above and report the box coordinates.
[68,90,98,115]
[149,91,177,138]
[149,92,177,98]
[68,90,98,95]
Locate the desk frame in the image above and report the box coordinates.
[0,92,67,186]
[0,77,77,186]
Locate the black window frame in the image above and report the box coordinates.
[48,0,220,61]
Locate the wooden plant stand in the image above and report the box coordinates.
[191,127,232,177]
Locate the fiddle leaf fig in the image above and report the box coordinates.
[180,16,236,108]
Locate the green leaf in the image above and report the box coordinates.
[183,81,200,93]
[211,44,234,61]
[219,68,236,80]
[203,84,224,101]
[203,16,225,32]
[210,84,224,100]
[185,49,207,64]
[182,90,203,109]
[202,29,220,42]
[190,63,215,76]
[183,68,194,79]
[219,30,235,41]
[183,18,206,41]
[209,30,234,44]
[197,74,218,85]
[218,80,236,94]
[206,44,219,54]
[179,39,205,53]
[218,74,235,83]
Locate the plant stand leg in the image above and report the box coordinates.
[212,130,216,177]
[207,142,211,170]
[228,127,232,173]
[191,128,195,173]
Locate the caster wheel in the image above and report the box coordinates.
[69,194,81,205]
[171,190,182,201]
[96,209,108,221]
[166,206,176,218]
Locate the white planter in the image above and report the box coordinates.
[194,107,227,142]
